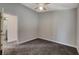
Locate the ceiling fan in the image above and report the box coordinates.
[34,3,50,12]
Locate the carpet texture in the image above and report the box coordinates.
[3,38,78,55]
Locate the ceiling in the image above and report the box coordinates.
[22,3,79,12]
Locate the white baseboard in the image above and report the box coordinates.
[17,37,77,48]
[18,38,37,44]
[76,46,79,53]
[38,37,77,48]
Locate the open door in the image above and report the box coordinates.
[0,12,2,54]
[0,12,18,55]
[3,13,18,43]
[0,12,8,54]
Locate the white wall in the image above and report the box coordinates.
[77,7,79,52]
[0,4,77,48]
[38,9,77,47]
[18,5,38,43]
[0,3,38,43]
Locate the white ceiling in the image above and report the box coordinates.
[22,3,79,12]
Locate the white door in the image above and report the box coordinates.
[2,13,18,43]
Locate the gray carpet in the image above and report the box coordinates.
[4,38,78,55]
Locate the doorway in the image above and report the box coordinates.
[0,12,2,54]
[0,13,18,55]
[0,12,8,55]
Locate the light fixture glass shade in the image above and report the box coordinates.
[35,3,48,12]
[39,6,44,11]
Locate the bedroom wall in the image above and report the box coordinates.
[77,7,79,52]
[0,3,38,43]
[0,3,77,48]
[16,4,38,43]
[38,9,77,47]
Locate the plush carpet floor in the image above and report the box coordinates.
[4,38,78,55]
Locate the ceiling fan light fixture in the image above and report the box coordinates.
[39,6,44,11]
[35,3,49,12]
